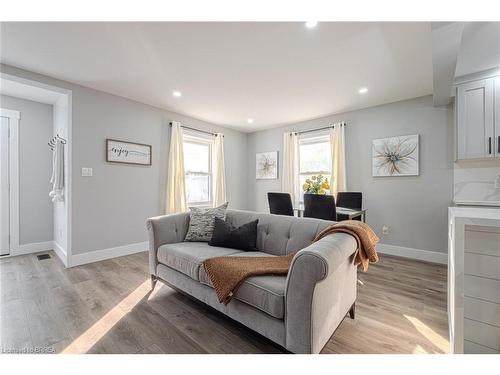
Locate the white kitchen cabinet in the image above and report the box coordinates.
[456,78,495,160]
[448,206,500,354]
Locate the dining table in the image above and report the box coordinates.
[293,204,367,222]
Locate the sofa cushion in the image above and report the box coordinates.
[184,203,229,242]
[225,209,334,256]
[157,242,242,281]
[199,252,286,319]
[209,217,259,252]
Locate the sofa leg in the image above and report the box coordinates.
[151,275,157,290]
[349,302,355,319]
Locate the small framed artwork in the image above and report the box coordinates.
[106,139,152,166]
[372,134,419,177]
[256,151,278,179]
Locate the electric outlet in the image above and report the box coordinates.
[382,225,390,235]
[81,167,93,177]
[495,174,500,190]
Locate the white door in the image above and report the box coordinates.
[0,116,9,255]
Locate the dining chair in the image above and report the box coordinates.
[303,194,337,221]
[267,192,294,216]
[336,192,362,221]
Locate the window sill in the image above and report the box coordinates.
[187,203,213,209]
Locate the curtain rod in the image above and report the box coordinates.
[169,122,221,137]
[293,122,346,135]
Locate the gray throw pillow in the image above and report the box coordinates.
[184,203,229,242]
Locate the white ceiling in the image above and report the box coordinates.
[455,22,500,77]
[0,22,433,131]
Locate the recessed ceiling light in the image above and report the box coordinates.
[247,118,254,124]
[358,87,368,94]
[172,91,182,97]
[305,21,318,29]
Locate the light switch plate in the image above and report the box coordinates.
[81,167,93,177]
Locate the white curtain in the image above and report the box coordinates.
[330,122,346,198]
[282,132,299,205]
[166,121,187,214]
[213,133,226,207]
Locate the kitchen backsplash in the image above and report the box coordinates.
[454,159,500,205]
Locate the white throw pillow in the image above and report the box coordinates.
[184,202,229,242]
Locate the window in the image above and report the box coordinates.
[183,132,214,207]
[298,133,332,202]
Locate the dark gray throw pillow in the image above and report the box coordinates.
[184,203,229,242]
[208,217,259,251]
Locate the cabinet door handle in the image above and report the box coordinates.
[498,136,500,154]
[489,137,492,154]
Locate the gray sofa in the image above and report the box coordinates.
[146,209,358,354]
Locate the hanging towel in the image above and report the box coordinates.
[49,139,64,202]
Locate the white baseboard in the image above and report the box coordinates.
[69,241,148,267]
[53,241,68,267]
[13,241,54,256]
[377,243,447,265]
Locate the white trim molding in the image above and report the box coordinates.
[0,108,20,119]
[53,241,68,267]
[16,241,54,256]
[454,67,500,86]
[454,199,500,207]
[377,243,447,265]
[0,108,20,255]
[1,73,72,268]
[3,240,69,268]
[1,240,55,259]
[69,241,148,267]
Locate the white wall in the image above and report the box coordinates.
[0,94,53,245]
[1,64,248,258]
[1,63,456,261]
[247,96,454,255]
[69,86,247,254]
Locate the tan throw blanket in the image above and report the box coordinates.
[203,252,295,305]
[314,220,379,271]
[203,220,379,304]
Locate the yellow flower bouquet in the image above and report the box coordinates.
[302,175,330,195]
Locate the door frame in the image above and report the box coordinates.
[1,72,72,266]
[0,108,20,256]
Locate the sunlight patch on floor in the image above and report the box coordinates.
[412,344,428,354]
[147,282,164,301]
[62,279,151,353]
[404,314,449,353]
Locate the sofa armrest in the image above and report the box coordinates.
[285,232,358,353]
[146,212,190,275]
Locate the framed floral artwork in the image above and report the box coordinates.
[372,135,419,176]
[256,151,278,179]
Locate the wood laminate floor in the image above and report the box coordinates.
[0,251,448,354]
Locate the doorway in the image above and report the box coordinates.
[1,73,71,265]
[0,108,20,256]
